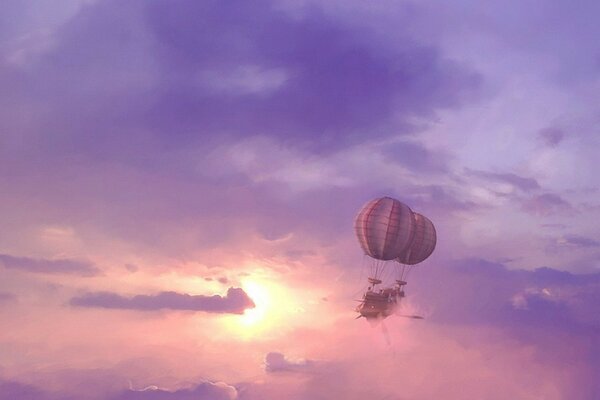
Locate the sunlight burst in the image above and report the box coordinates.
[240,280,270,327]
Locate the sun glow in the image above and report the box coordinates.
[240,280,271,327]
[220,275,311,340]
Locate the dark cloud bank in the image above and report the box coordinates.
[2,0,480,165]
[0,0,483,257]
[70,287,255,314]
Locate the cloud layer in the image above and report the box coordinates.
[0,0,599,399]
[70,287,255,314]
[0,253,99,276]
[264,352,315,373]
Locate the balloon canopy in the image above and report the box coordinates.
[354,197,416,261]
[396,212,437,265]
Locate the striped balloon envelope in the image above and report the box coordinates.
[354,197,416,261]
[396,212,437,265]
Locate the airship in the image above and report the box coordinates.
[354,197,436,321]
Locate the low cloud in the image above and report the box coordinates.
[113,381,237,400]
[4,258,600,399]
[0,380,73,400]
[0,253,99,276]
[70,287,255,314]
[264,352,315,373]
[0,379,236,400]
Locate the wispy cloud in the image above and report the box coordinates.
[0,253,99,276]
[465,168,540,192]
[538,127,565,147]
[264,352,315,373]
[521,193,572,216]
[553,234,600,249]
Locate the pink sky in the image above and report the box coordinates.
[0,0,599,399]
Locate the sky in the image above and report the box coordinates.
[1,0,599,399]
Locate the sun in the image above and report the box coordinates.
[240,280,271,327]
[219,276,301,340]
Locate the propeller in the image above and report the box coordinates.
[398,314,424,320]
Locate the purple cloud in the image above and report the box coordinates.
[0,292,16,302]
[0,378,236,400]
[0,381,43,400]
[546,234,600,255]
[465,168,541,192]
[541,223,568,229]
[1,0,481,173]
[558,234,600,248]
[404,184,479,213]
[70,287,255,314]
[0,253,99,276]
[411,259,600,397]
[124,264,139,273]
[0,0,486,262]
[144,1,481,149]
[264,352,315,373]
[413,259,600,336]
[538,127,565,147]
[112,381,237,400]
[0,380,73,400]
[521,193,572,215]
[383,141,449,173]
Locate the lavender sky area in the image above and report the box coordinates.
[1,1,599,399]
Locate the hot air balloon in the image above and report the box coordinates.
[353,197,436,321]
[395,212,437,283]
[354,196,415,259]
